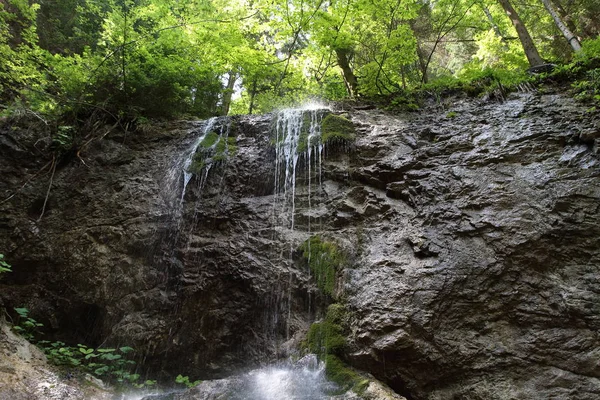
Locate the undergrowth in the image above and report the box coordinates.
[374,37,600,112]
[10,307,156,390]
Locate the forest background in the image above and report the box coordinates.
[1,0,599,126]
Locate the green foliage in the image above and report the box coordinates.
[13,307,44,340]
[578,37,600,64]
[36,341,149,387]
[52,125,75,152]
[11,307,149,388]
[175,374,201,388]
[37,342,144,386]
[572,68,600,103]
[387,93,421,112]
[0,254,12,275]
[0,0,48,111]
[0,0,597,125]
[300,236,345,297]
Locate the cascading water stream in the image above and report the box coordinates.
[164,117,217,213]
[271,105,328,346]
[135,105,339,400]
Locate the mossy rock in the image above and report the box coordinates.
[300,236,345,297]
[321,114,356,144]
[324,355,369,395]
[200,131,219,148]
[305,306,346,356]
[304,303,364,395]
[188,133,237,175]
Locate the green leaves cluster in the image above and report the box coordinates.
[11,307,153,388]
[0,254,12,275]
[13,307,44,340]
[37,341,151,386]
[175,374,201,388]
[1,0,599,122]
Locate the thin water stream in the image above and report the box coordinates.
[144,105,337,399]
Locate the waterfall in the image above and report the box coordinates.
[137,106,341,400]
[272,106,328,231]
[164,117,217,213]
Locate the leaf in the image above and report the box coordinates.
[97,348,116,353]
[94,366,109,376]
[14,308,29,317]
[119,346,135,354]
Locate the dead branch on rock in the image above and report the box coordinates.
[37,156,56,222]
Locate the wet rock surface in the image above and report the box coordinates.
[1,89,600,399]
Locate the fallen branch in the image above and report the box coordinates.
[37,156,57,222]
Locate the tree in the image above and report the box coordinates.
[496,0,545,67]
[541,0,582,52]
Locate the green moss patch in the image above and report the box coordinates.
[321,114,356,144]
[306,304,347,356]
[189,132,237,174]
[305,304,367,395]
[200,131,219,148]
[324,355,369,395]
[300,236,345,297]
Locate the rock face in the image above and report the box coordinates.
[1,89,600,399]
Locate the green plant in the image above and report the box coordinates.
[304,304,366,395]
[52,125,74,152]
[446,111,458,118]
[572,68,600,103]
[0,254,12,274]
[36,341,147,387]
[11,312,148,389]
[175,374,201,388]
[300,236,345,297]
[13,307,43,341]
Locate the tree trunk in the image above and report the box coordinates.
[497,0,545,67]
[481,4,504,38]
[415,43,429,84]
[220,72,237,116]
[550,0,581,38]
[541,0,582,52]
[334,48,358,98]
[248,79,257,115]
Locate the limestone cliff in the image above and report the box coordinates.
[1,88,599,399]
